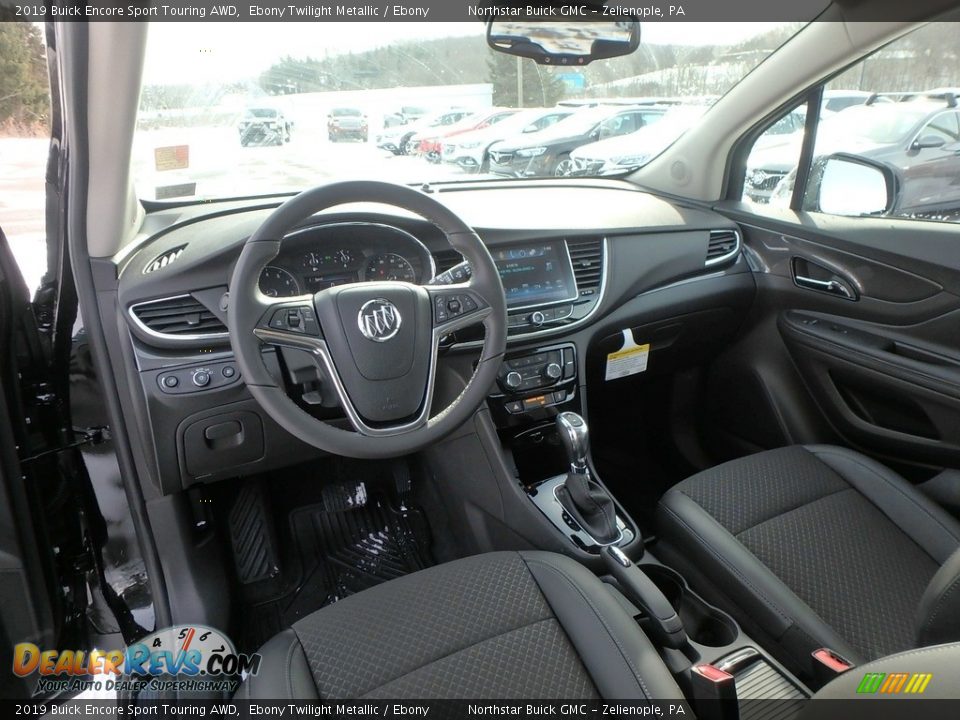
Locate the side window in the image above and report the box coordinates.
[0,23,50,296]
[741,23,960,225]
[741,101,806,205]
[918,112,960,145]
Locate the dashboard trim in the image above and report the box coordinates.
[128,294,230,344]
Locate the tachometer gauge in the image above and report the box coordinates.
[258,266,300,297]
[303,248,360,271]
[364,253,416,282]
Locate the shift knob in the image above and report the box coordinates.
[556,412,590,474]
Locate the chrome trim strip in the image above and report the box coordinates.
[128,294,230,343]
[704,228,742,268]
[253,304,490,437]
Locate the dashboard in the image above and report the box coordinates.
[256,222,435,298]
[111,180,753,492]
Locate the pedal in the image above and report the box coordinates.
[228,482,279,584]
[321,480,369,512]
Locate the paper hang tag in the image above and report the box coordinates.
[604,328,650,381]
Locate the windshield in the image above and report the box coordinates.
[133,22,799,200]
[822,104,932,144]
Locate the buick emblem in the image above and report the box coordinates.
[358,299,402,342]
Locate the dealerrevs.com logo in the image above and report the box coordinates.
[12,625,260,695]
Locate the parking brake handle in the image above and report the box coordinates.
[602,546,689,650]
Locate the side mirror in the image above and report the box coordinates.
[814,154,896,217]
[522,124,539,133]
[912,135,947,150]
[487,17,640,66]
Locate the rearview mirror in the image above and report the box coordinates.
[815,154,895,217]
[487,18,640,66]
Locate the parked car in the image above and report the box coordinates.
[383,105,430,128]
[237,107,292,146]
[821,89,875,113]
[488,104,668,177]
[747,97,960,204]
[327,108,368,142]
[376,109,475,155]
[568,104,710,176]
[441,108,574,172]
[416,109,518,162]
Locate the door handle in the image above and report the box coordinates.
[794,275,857,300]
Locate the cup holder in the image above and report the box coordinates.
[639,564,738,647]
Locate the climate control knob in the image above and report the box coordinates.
[544,362,562,380]
[530,311,545,326]
[504,371,523,389]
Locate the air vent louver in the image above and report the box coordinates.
[705,229,741,267]
[143,245,187,274]
[567,237,604,295]
[131,296,227,337]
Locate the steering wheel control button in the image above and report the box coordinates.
[268,305,321,336]
[433,292,484,325]
[192,370,211,387]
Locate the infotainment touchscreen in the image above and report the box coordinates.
[493,242,579,309]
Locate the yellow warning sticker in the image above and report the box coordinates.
[605,329,649,381]
[154,145,190,172]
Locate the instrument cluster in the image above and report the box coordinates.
[257,223,432,298]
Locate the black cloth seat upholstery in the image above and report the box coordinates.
[657,444,960,675]
[239,551,685,700]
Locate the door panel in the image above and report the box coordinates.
[708,205,960,471]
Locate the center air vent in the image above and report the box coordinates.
[143,245,187,274]
[130,295,227,338]
[567,237,604,296]
[705,229,741,267]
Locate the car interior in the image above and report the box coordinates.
[4,1,960,712]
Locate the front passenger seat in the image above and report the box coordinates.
[657,445,960,676]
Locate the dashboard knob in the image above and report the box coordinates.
[530,311,545,326]
[505,371,523,389]
[544,362,562,380]
[193,371,211,387]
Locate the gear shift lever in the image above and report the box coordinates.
[556,411,590,474]
[555,412,620,545]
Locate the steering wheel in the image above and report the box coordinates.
[228,181,507,459]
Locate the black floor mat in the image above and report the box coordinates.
[232,473,433,652]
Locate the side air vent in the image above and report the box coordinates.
[705,229,741,267]
[130,295,227,338]
[432,249,463,274]
[142,245,187,274]
[567,237,604,295]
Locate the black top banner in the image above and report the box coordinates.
[1,0,958,22]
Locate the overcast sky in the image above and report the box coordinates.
[143,22,792,85]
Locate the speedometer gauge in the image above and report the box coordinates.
[258,266,300,297]
[364,253,416,283]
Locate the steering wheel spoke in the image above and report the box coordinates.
[428,284,491,335]
[252,296,323,352]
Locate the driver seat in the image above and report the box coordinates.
[238,551,684,699]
